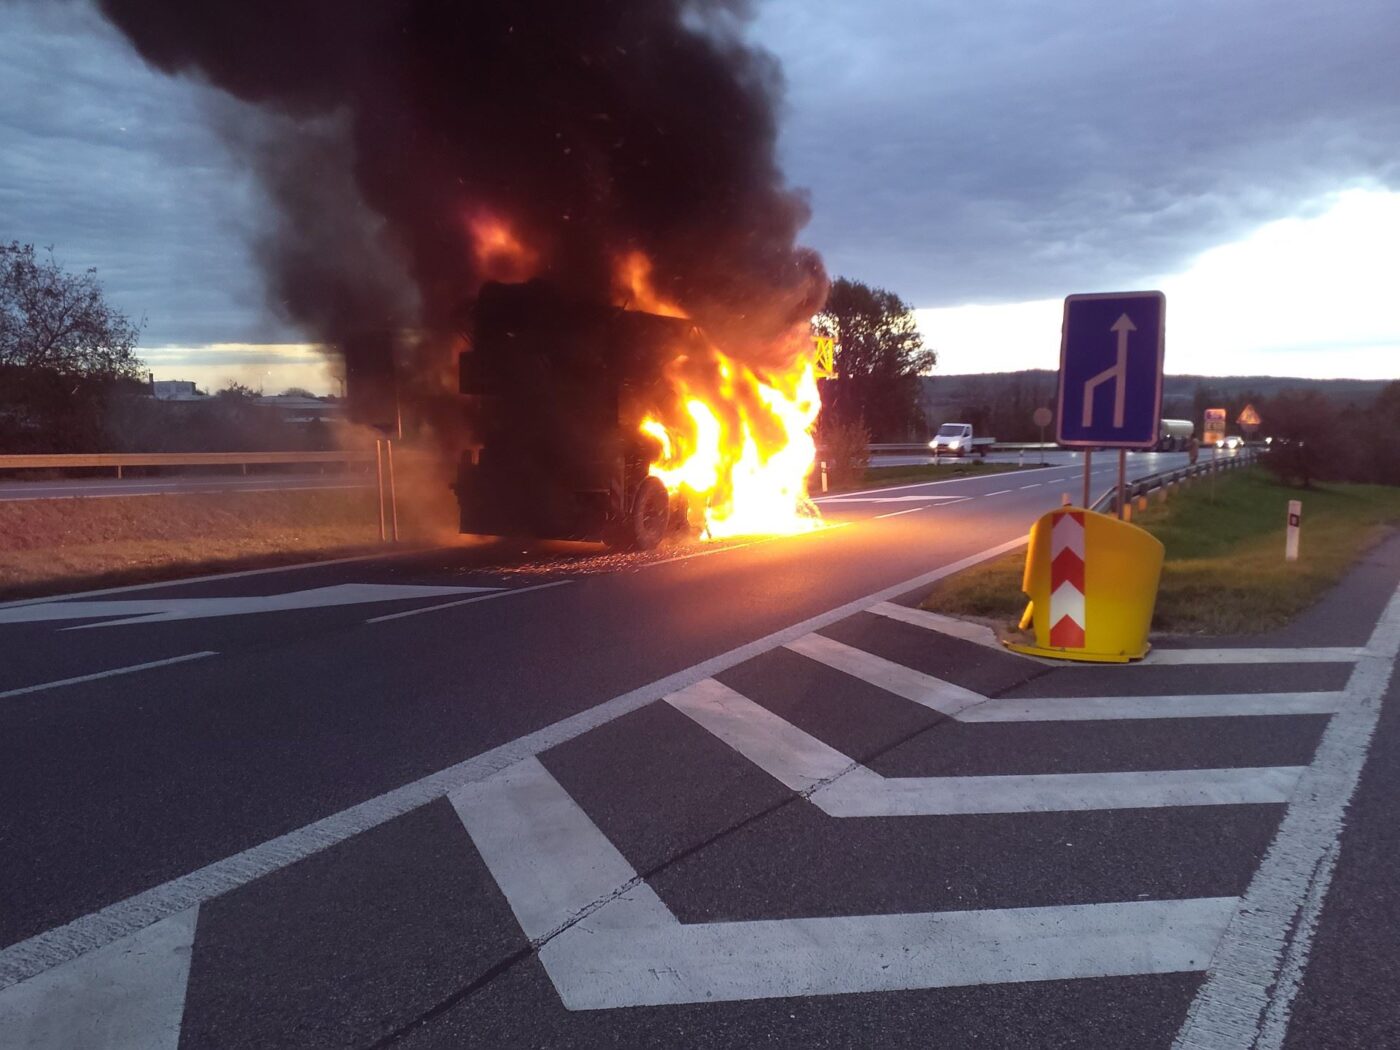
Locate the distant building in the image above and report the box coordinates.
[150,379,207,401]
[253,393,344,425]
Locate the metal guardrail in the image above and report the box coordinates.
[1091,449,1258,515]
[863,442,1058,453]
[0,451,373,479]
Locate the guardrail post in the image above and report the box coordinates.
[374,440,387,542]
[387,439,401,542]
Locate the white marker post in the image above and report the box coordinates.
[1286,499,1302,561]
[820,461,829,493]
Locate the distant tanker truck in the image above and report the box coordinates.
[455,280,693,550]
[1156,418,1195,451]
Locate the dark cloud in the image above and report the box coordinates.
[1,0,1397,359]
[0,1,276,344]
[757,0,1400,304]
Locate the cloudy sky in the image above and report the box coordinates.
[2,0,1397,391]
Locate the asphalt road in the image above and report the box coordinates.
[1,448,1395,1049]
[0,446,1231,499]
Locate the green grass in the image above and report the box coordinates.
[921,469,1400,635]
[822,459,1022,494]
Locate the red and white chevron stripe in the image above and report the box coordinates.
[1049,511,1086,648]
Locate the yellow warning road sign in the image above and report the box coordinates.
[1238,404,1262,428]
[813,336,836,379]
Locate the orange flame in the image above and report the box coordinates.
[620,253,821,539]
[468,212,539,282]
[615,250,687,318]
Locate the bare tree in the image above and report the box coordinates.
[0,242,143,379]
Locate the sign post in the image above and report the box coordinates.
[1056,291,1166,517]
[1032,406,1053,466]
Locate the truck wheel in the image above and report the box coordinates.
[626,476,670,551]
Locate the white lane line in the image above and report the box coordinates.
[1020,483,1042,489]
[873,506,928,520]
[451,755,1238,1009]
[984,489,1014,496]
[868,600,1366,667]
[0,652,218,699]
[868,601,1004,648]
[812,465,1064,502]
[666,679,1304,815]
[784,632,984,715]
[822,494,965,505]
[961,692,1349,722]
[0,534,1028,994]
[365,579,572,623]
[1174,587,1400,1049]
[0,907,197,1050]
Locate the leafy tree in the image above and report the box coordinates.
[814,277,936,441]
[0,243,142,379]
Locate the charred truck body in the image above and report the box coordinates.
[457,280,692,550]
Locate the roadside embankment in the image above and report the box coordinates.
[0,489,394,600]
[922,469,1400,635]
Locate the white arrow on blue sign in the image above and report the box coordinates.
[1056,291,1165,449]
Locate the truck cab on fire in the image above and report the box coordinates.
[455,280,692,550]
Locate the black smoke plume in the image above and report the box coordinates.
[96,0,827,435]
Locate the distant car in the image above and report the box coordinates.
[929,422,994,457]
[1216,435,1242,450]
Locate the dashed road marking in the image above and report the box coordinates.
[0,652,218,700]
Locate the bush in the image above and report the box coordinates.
[818,418,871,489]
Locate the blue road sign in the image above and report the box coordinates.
[1056,291,1165,449]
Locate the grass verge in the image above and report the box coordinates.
[921,469,1400,635]
[0,489,395,600]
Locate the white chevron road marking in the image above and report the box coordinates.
[0,908,197,1050]
[451,756,1238,1010]
[666,679,1305,814]
[866,600,1367,666]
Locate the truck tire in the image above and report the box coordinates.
[625,476,670,551]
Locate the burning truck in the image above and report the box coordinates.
[455,277,823,549]
[456,279,696,550]
[94,2,832,550]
